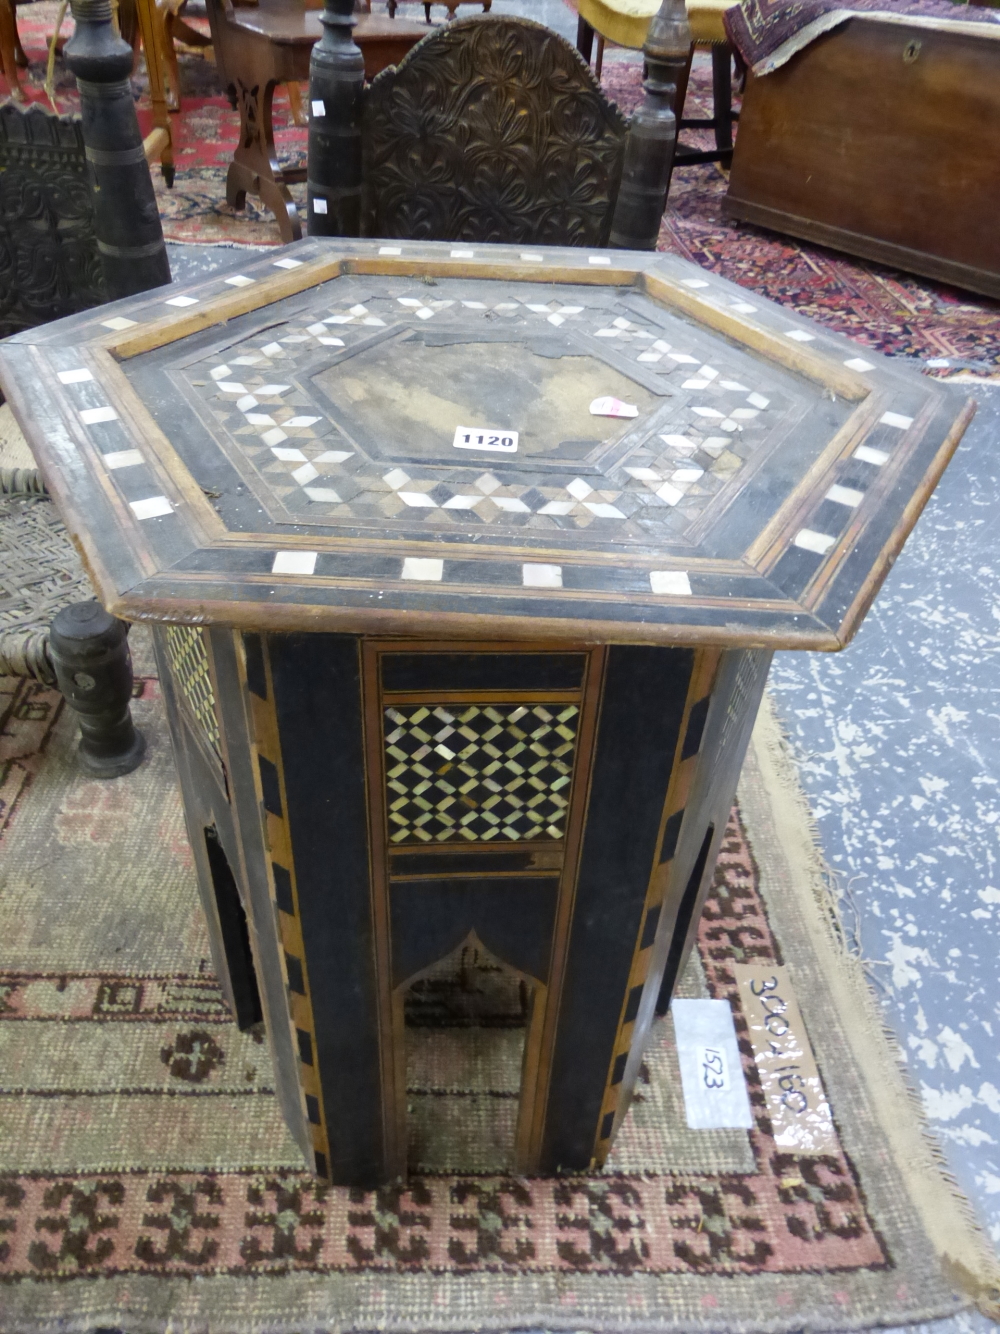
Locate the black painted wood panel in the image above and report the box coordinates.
[541,644,692,1171]
[268,632,386,1185]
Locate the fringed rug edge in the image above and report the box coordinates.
[743,692,1000,1322]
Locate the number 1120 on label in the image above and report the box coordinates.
[453,426,518,453]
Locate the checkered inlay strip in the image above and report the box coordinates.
[384,704,578,844]
[164,625,221,756]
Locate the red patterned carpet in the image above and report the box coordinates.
[4,6,1000,366]
[0,671,892,1282]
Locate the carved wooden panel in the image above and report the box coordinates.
[361,17,628,246]
[0,105,104,340]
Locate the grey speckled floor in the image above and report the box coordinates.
[163,237,1000,1327]
[769,383,1000,1251]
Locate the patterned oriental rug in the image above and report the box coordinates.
[0,606,996,1329]
[6,2,1000,371]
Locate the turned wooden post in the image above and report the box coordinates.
[307,0,365,236]
[64,0,171,298]
[49,602,146,779]
[608,0,692,250]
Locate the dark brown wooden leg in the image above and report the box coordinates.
[576,13,594,64]
[595,33,604,80]
[608,0,692,249]
[712,42,733,152]
[230,73,302,241]
[1,0,27,101]
[49,602,146,779]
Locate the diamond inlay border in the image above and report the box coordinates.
[384,704,579,844]
[164,625,221,757]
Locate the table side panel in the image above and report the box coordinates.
[540,643,694,1171]
[208,627,317,1167]
[267,632,388,1186]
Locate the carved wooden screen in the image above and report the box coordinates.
[360,17,629,247]
[0,105,104,339]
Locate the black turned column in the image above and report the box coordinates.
[49,602,145,779]
[307,0,365,237]
[608,0,691,250]
[64,0,171,299]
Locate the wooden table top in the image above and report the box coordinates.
[0,239,973,649]
[228,7,429,45]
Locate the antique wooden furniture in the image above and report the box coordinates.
[575,0,737,164]
[0,0,29,99]
[63,0,171,297]
[0,103,105,337]
[307,9,690,250]
[0,237,973,1183]
[206,0,426,242]
[135,0,176,182]
[0,475,145,774]
[385,0,488,21]
[0,1,169,337]
[724,15,1000,299]
[0,0,173,182]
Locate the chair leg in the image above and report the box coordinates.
[576,14,594,65]
[711,43,733,152]
[0,0,26,101]
[286,79,306,126]
[161,11,183,111]
[49,602,146,780]
[595,34,604,80]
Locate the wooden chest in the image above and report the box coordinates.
[724,16,1000,299]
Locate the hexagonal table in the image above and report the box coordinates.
[0,239,973,1186]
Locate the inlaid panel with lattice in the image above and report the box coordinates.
[164,625,221,757]
[384,704,579,843]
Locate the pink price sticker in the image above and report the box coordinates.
[590,396,638,418]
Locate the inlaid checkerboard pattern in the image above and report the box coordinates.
[384,704,579,843]
[163,625,221,756]
[181,275,792,547]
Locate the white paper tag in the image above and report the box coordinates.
[453,426,518,453]
[311,99,325,117]
[672,998,753,1130]
[313,198,328,215]
[590,396,638,418]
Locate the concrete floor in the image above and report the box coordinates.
[769,383,1000,1334]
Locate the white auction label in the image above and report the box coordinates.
[673,998,753,1130]
[453,426,518,453]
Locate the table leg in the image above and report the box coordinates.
[227,73,302,243]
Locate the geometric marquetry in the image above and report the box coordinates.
[163,624,221,757]
[0,238,971,1191]
[0,237,973,652]
[384,703,578,844]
